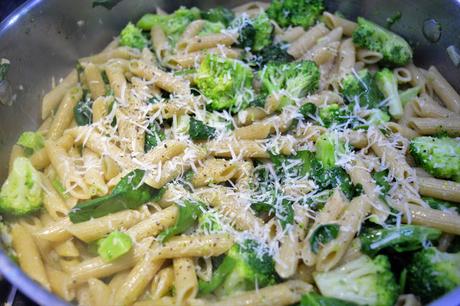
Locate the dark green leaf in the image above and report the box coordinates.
[278,199,294,229]
[189,117,216,140]
[69,169,164,223]
[309,224,340,254]
[92,0,124,9]
[372,169,391,196]
[198,255,236,294]
[144,122,165,152]
[299,103,317,119]
[157,200,205,242]
[74,92,93,126]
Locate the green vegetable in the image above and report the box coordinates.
[359,225,442,256]
[423,196,459,213]
[367,109,390,126]
[315,133,345,168]
[407,247,460,303]
[310,224,340,254]
[399,86,421,107]
[97,231,133,262]
[267,0,325,29]
[199,21,225,36]
[376,68,403,119]
[259,60,320,110]
[16,131,44,154]
[144,122,165,152]
[385,11,401,28]
[371,169,391,197]
[301,293,359,306]
[233,12,273,52]
[299,103,317,119]
[92,0,123,9]
[51,179,69,199]
[217,240,277,295]
[0,157,43,216]
[0,60,9,81]
[199,255,236,294]
[74,92,93,126]
[252,43,294,67]
[201,7,235,26]
[314,255,399,306]
[198,211,222,233]
[189,117,216,140]
[195,55,253,111]
[157,200,204,242]
[119,22,148,49]
[341,69,384,108]
[318,104,352,128]
[137,7,201,46]
[69,169,163,223]
[409,136,460,182]
[352,17,412,66]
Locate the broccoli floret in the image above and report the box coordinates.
[0,157,43,216]
[371,169,391,197]
[137,7,201,46]
[199,21,225,36]
[195,55,253,111]
[375,68,403,119]
[409,136,460,182]
[314,255,399,306]
[201,7,235,26]
[189,117,216,140]
[407,247,460,303]
[352,17,413,66]
[399,86,421,107]
[315,133,345,168]
[119,22,148,49]
[17,131,44,155]
[253,43,294,67]
[341,70,384,108]
[359,225,442,256]
[233,12,273,52]
[366,109,390,126]
[267,0,325,29]
[301,292,359,306]
[299,102,318,120]
[318,104,352,128]
[260,60,319,110]
[218,240,277,295]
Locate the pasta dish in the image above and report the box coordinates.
[1,1,460,305]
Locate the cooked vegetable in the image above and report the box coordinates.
[217,240,277,295]
[267,0,325,29]
[359,225,442,256]
[259,60,320,110]
[0,157,43,216]
[119,22,148,49]
[407,247,460,303]
[144,122,165,152]
[137,7,201,45]
[199,255,236,294]
[157,200,204,242]
[252,43,294,67]
[318,104,352,128]
[189,117,216,140]
[423,196,459,213]
[74,93,93,126]
[409,136,460,182]
[195,55,253,111]
[376,68,403,119]
[201,7,235,26]
[198,211,223,233]
[97,231,133,262]
[16,131,44,154]
[341,69,384,108]
[234,12,273,52]
[314,255,399,306]
[68,169,163,223]
[301,293,359,306]
[299,102,318,119]
[310,224,340,254]
[352,17,413,66]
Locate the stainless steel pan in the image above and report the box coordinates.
[0,0,459,304]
